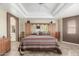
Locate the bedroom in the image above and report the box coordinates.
[0,3,79,56]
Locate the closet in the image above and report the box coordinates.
[25,21,31,36]
[63,15,79,44]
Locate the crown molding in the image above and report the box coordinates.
[54,3,73,18]
[17,3,29,17]
[52,3,65,16]
[10,3,27,18]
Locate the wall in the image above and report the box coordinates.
[27,18,53,23]
[19,18,26,34]
[31,24,49,34]
[0,8,7,37]
[57,18,63,41]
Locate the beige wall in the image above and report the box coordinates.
[19,18,26,34]
[57,18,63,41]
[27,18,52,23]
[0,8,7,37]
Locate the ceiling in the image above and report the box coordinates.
[0,3,79,19]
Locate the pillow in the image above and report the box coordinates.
[32,33,37,35]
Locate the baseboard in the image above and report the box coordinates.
[62,41,79,46]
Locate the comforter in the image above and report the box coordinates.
[18,35,62,55]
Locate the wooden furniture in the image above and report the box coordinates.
[48,22,53,36]
[54,32,60,40]
[25,21,31,36]
[0,37,11,55]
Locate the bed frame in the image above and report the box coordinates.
[18,35,62,55]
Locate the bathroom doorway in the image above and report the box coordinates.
[7,12,19,41]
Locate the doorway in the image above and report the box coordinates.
[7,12,19,41]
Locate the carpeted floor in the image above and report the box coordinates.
[4,41,79,56]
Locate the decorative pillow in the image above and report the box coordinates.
[32,33,37,35]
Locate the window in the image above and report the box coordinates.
[67,20,76,34]
[31,24,48,33]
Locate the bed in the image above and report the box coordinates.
[18,35,62,55]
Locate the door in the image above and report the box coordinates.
[7,12,19,41]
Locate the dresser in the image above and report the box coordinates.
[0,37,11,55]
